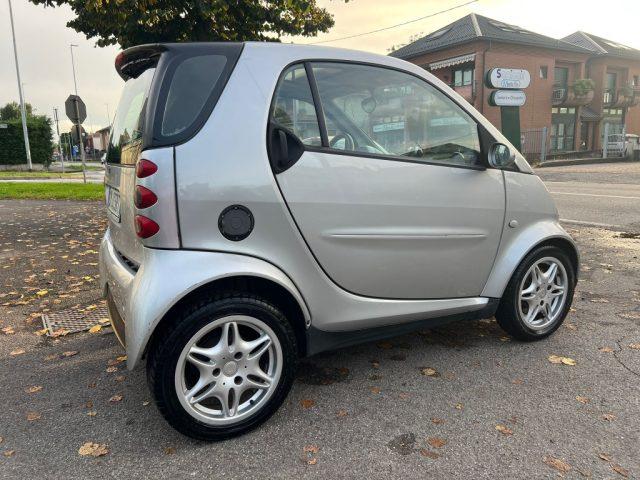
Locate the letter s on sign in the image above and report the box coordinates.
[496,68,501,78]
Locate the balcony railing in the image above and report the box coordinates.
[552,82,594,107]
[603,89,615,105]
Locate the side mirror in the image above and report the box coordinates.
[488,143,516,169]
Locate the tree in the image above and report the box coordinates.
[28,0,344,49]
[0,101,34,120]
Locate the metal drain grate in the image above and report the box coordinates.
[42,305,109,336]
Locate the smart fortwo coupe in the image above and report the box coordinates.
[99,42,578,440]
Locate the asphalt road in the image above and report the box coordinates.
[0,163,639,479]
[537,161,640,232]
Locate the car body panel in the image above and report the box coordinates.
[98,42,574,371]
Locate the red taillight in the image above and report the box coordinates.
[136,159,157,178]
[134,185,157,209]
[135,215,160,239]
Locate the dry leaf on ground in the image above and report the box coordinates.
[26,412,41,421]
[88,325,102,334]
[431,418,445,425]
[576,396,590,404]
[495,424,513,436]
[420,367,439,377]
[548,354,576,366]
[108,394,123,403]
[62,351,78,357]
[599,346,614,353]
[26,386,43,394]
[370,386,381,394]
[303,445,320,454]
[602,413,616,422]
[2,327,15,335]
[10,349,25,356]
[78,442,109,457]
[420,449,439,459]
[455,403,464,410]
[337,409,348,417]
[427,437,447,448]
[599,453,612,462]
[544,456,571,474]
[611,464,629,477]
[628,343,640,350]
[300,399,315,409]
[3,450,15,457]
[164,447,176,455]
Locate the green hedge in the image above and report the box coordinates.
[0,116,53,166]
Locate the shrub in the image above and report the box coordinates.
[0,116,54,166]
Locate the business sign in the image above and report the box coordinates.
[489,90,527,107]
[485,68,531,89]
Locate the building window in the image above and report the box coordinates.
[633,75,639,86]
[554,67,568,86]
[452,67,473,86]
[551,108,577,152]
[539,66,548,79]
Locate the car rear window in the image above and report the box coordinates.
[107,67,155,164]
[161,54,227,136]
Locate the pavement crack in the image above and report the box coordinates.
[613,338,640,378]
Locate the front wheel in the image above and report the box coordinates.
[147,294,298,440]
[496,245,575,341]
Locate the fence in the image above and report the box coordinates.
[520,127,548,163]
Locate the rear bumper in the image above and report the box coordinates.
[99,229,309,370]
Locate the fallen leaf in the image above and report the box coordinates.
[88,325,102,334]
[427,437,447,448]
[548,354,576,366]
[455,403,464,410]
[495,424,513,436]
[512,378,524,385]
[62,351,78,357]
[602,413,616,422]
[599,453,612,462]
[419,449,439,459]
[26,385,43,394]
[544,456,572,474]
[1,326,15,335]
[370,386,381,394]
[10,348,25,356]
[3,450,15,457]
[576,396,590,404]
[50,329,69,338]
[599,346,614,353]
[26,412,41,421]
[431,418,445,425]
[78,442,109,457]
[116,355,127,362]
[106,366,118,373]
[303,445,319,454]
[420,367,439,377]
[35,328,48,336]
[398,392,411,400]
[108,394,123,403]
[307,458,317,465]
[164,447,176,455]
[300,399,316,409]
[142,401,150,406]
[611,464,629,478]
[115,375,125,382]
[36,290,48,297]
[628,343,640,350]
[337,409,348,417]
[87,411,97,417]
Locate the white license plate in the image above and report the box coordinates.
[106,186,121,222]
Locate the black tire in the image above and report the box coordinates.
[496,245,575,341]
[147,293,298,441]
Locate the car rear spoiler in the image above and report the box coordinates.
[115,44,167,80]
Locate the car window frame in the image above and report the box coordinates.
[269,59,521,173]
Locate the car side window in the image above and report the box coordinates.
[271,64,322,147]
[311,62,481,167]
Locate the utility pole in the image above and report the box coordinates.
[53,108,65,173]
[70,44,87,183]
[8,0,32,171]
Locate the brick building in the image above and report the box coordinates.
[389,14,640,155]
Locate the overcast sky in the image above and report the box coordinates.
[2,0,640,135]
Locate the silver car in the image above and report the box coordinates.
[99,42,578,440]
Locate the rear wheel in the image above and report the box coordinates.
[496,245,575,341]
[147,294,297,440]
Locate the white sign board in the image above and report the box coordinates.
[486,68,531,89]
[489,90,527,107]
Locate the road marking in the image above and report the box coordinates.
[549,191,640,200]
[560,218,621,229]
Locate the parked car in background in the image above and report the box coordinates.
[100,42,578,441]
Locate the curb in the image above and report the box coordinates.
[536,157,637,168]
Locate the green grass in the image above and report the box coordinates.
[0,182,104,200]
[0,171,85,179]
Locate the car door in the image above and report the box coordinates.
[270,62,505,300]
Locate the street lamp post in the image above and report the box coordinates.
[69,44,87,183]
[53,108,65,173]
[7,0,32,171]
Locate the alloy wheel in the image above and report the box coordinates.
[518,257,568,330]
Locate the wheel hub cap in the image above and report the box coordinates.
[518,257,568,330]
[223,361,238,376]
